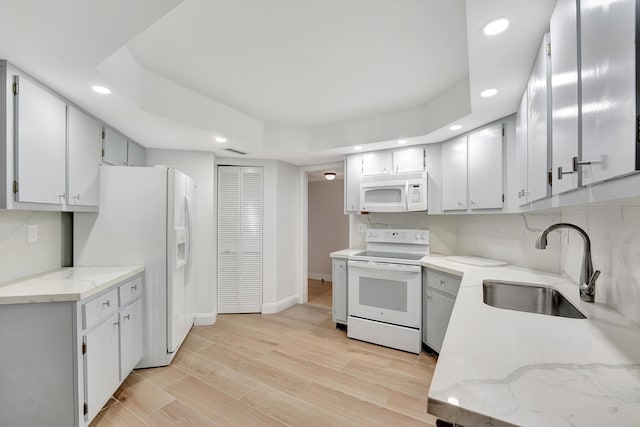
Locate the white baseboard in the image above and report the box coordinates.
[193,313,217,326]
[308,272,332,282]
[262,294,299,314]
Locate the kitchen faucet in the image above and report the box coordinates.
[535,223,599,302]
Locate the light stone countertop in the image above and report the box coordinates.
[0,265,144,305]
[421,254,640,427]
[330,248,362,258]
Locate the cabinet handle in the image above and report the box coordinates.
[58,193,66,199]
[471,200,477,207]
[123,314,130,320]
[102,300,110,307]
[73,194,80,200]
[440,280,446,286]
[131,284,138,291]
[426,295,432,300]
[113,321,120,326]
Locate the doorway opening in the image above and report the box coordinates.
[306,168,348,308]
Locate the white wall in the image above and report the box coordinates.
[308,179,348,280]
[560,203,640,324]
[145,149,216,323]
[0,211,61,283]
[217,157,300,313]
[350,211,562,273]
[276,162,300,301]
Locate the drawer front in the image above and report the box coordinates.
[119,275,143,307]
[426,269,461,297]
[83,288,118,330]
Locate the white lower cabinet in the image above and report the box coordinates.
[0,272,144,426]
[423,269,461,353]
[331,257,348,325]
[84,312,120,421]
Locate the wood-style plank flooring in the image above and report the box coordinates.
[307,279,332,308]
[91,304,437,426]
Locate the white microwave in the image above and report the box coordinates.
[360,171,427,212]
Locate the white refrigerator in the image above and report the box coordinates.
[74,165,196,368]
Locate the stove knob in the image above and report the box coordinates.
[415,234,420,240]
[421,233,427,240]
[372,232,378,238]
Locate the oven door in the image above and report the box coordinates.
[348,260,422,328]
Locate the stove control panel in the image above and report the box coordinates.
[366,229,429,244]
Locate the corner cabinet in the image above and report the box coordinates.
[0,272,144,426]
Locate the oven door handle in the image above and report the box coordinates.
[348,260,421,273]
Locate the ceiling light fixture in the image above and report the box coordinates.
[91,85,111,95]
[483,18,510,36]
[397,139,408,145]
[353,145,363,151]
[215,137,227,143]
[480,88,498,98]
[449,124,463,131]
[324,172,337,181]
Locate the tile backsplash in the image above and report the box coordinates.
[351,206,640,324]
[0,210,61,283]
[560,205,640,324]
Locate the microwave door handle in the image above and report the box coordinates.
[405,181,409,210]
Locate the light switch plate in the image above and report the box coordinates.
[27,224,38,243]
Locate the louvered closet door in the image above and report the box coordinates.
[217,166,263,313]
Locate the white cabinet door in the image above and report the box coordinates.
[362,151,393,175]
[102,128,128,166]
[68,106,101,207]
[527,34,552,202]
[344,154,361,214]
[127,141,145,167]
[119,299,142,380]
[580,0,636,185]
[516,89,530,205]
[393,147,424,173]
[425,288,455,353]
[551,0,580,194]
[332,258,347,324]
[441,136,468,211]
[14,75,66,205]
[84,312,120,421]
[468,124,503,210]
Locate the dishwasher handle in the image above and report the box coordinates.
[348,260,421,273]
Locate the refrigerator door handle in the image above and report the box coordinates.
[185,195,193,284]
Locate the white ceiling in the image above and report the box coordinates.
[0,0,557,166]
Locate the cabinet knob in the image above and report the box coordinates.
[426,295,432,300]
[123,314,130,320]
[102,300,110,307]
[58,193,66,199]
[113,321,120,326]
[131,284,137,291]
[73,194,80,200]
[440,280,446,286]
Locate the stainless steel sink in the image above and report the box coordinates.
[483,280,587,319]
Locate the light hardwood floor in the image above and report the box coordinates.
[91,304,437,426]
[307,279,332,308]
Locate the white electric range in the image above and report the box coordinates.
[347,229,429,354]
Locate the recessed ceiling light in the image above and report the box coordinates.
[353,145,363,151]
[397,139,408,145]
[449,124,463,131]
[483,18,510,36]
[480,88,498,98]
[91,85,111,95]
[215,137,227,143]
[324,172,337,181]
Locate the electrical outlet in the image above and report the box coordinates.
[27,224,38,243]
[358,224,367,232]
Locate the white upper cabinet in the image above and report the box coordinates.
[441,136,467,211]
[527,34,552,203]
[13,74,66,205]
[68,106,101,208]
[580,0,636,185]
[551,0,580,194]
[126,141,145,167]
[102,128,128,166]
[516,89,530,205]
[468,124,503,210]
[392,147,424,173]
[344,154,362,214]
[362,151,393,175]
